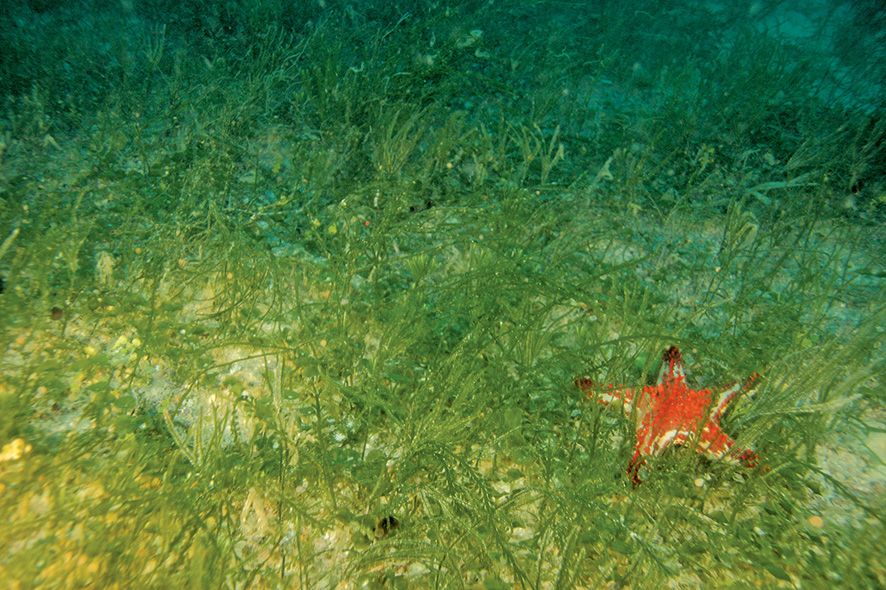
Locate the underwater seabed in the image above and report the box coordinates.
[2,0,886,588]
[1,189,883,588]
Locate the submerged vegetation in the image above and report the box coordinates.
[1,0,885,588]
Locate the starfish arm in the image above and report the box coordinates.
[657,345,686,384]
[710,382,742,421]
[710,373,758,421]
[736,448,760,468]
[699,429,759,467]
[634,419,652,454]
[697,421,738,460]
[576,378,634,416]
[646,428,697,455]
[627,450,646,485]
[600,386,635,416]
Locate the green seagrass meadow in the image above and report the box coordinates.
[1,1,884,588]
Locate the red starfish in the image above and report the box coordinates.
[576,346,759,484]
